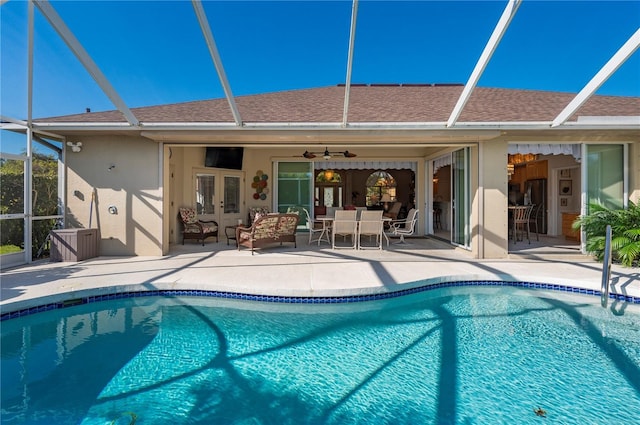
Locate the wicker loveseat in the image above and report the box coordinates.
[236,213,300,254]
[178,207,219,245]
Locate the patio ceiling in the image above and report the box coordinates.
[1,0,639,141]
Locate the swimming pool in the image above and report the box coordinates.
[2,285,639,424]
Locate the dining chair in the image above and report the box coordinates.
[357,210,384,249]
[302,208,325,245]
[528,204,543,241]
[386,208,419,244]
[511,205,534,244]
[332,210,358,249]
[326,206,341,218]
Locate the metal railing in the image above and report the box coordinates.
[601,225,612,308]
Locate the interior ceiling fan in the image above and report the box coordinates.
[301,148,357,160]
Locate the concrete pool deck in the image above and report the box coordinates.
[2,235,639,314]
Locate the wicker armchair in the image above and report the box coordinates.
[178,207,218,245]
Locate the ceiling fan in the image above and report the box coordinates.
[301,148,357,160]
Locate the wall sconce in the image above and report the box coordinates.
[67,141,82,152]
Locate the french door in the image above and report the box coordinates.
[194,170,244,228]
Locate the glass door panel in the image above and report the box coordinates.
[277,162,312,228]
[586,144,625,211]
[222,174,243,227]
[223,176,241,214]
[195,173,216,214]
[451,148,470,248]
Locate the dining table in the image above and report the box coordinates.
[316,214,392,247]
[315,216,334,245]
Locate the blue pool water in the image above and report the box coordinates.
[1,286,639,425]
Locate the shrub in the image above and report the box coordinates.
[1,152,60,259]
[574,201,640,267]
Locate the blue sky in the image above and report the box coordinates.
[1,0,639,123]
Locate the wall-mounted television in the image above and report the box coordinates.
[205,147,244,170]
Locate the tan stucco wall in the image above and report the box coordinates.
[244,148,275,212]
[478,140,509,259]
[66,136,162,256]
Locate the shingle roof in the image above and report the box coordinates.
[36,85,640,124]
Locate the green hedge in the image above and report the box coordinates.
[1,154,60,258]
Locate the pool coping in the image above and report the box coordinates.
[3,278,638,321]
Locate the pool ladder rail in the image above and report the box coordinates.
[601,225,612,308]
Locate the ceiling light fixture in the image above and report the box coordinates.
[323,169,334,180]
[301,147,357,160]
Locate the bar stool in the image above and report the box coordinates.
[433,208,442,229]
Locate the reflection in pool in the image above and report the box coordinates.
[2,286,639,424]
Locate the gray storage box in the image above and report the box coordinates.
[50,229,98,262]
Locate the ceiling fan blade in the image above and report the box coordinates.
[303,151,316,159]
[343,151,357,158]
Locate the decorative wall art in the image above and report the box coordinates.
[559,180,572,196]
[560,197,568,207]
[252,170,269,200]
[560,169,571,178]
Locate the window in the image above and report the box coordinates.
[365,170,396,206]
[314,170,342,207]
[315,169,341,183]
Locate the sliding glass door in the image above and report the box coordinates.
[585,144,626,211]
[276,162,313,223]
[451,148,470,248]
